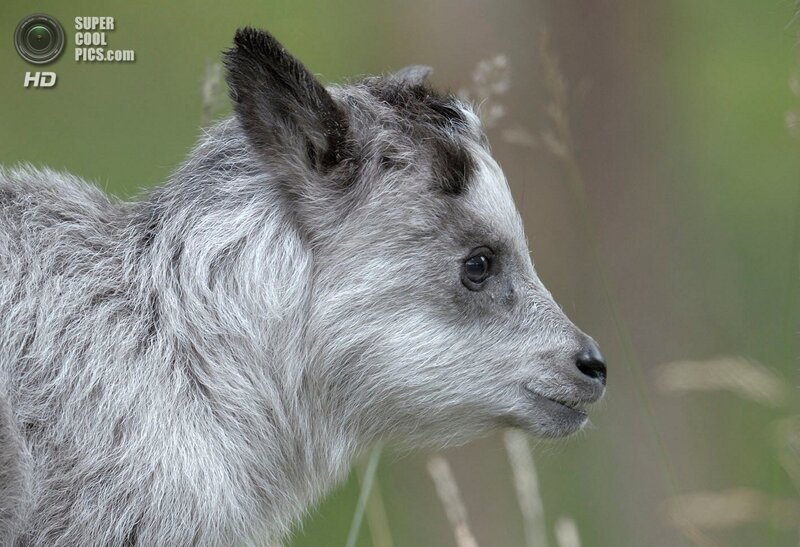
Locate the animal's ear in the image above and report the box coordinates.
[387,65,433,87]
[224,28,351,172]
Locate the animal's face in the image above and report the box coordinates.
[225,29,606,446]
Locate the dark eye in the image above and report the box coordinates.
[462,248,493,289]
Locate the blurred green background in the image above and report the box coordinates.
[2,1,799,545]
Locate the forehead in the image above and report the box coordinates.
[385,88,525,249]
[337,79,526,250]
[462,144,528,250]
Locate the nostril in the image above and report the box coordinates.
[575,346,607,385]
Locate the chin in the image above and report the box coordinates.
[506,390,593,438]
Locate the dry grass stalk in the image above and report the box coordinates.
[785,110,800,139]
[458,54,511,129]
[496,31,574,155]
[553,516,582,547]
[669,522,721,547]
[201,59,226,126]
[787,70,800,138]
[427,455,480,547]
[665,488,800,530]
[345,444,385,547]
[501,127,538,149]
[356,457,395,547]
[535,25,680,500]
[655,357,788,407]
[537,30,574,162]
[775,416,800,495]
[503,429,549,547]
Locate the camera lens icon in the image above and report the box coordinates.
[14,14,65,64]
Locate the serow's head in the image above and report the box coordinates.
[225,28,606,447]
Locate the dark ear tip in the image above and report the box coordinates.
[232,27,272,52]
[223,26,352,171]
[225,27,285,94]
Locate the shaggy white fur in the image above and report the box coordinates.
[0,28,605,545]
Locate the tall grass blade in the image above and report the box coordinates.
[345,443,383,547]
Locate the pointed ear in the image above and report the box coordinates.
[224,28,351,172]
[387,65,433,87]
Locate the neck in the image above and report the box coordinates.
[124,119,364,542]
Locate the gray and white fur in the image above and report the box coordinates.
[0,28,607,545]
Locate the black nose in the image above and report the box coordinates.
[575,344,607,385]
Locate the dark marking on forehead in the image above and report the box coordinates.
[363,80,476,195]
[430,137,474,196]
[369,82,468,128]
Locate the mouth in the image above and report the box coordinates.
[524,387,590,418]
[516,385,597,437]
[540,395,589,416]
